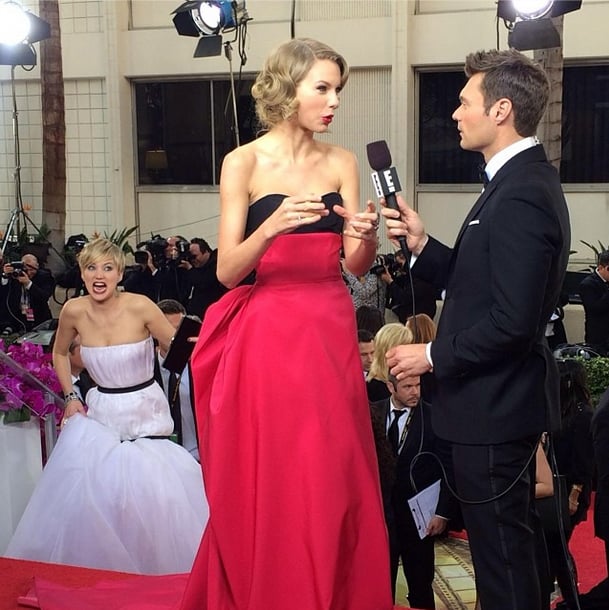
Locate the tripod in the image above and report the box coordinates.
[1,65,48,260]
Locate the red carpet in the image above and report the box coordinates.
[569,500,607,594]
[0,558,411,610]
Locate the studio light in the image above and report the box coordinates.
[0,0,51,66]
[512,0,554,20]
[172,0,249,58]
[497,0,583,51]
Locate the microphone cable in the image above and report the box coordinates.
[408,430,541,506]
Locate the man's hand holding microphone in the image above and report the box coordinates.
[366,139,433,378]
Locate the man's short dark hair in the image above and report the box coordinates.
[358,329,374,343]
[387,373,399,389]
[598,250,609,267]
[157,299,186,315]
[464,49,550,137]
[190,238,211,254]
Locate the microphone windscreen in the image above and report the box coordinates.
[366,140,392,171]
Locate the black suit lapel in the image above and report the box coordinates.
[452,144,549,262]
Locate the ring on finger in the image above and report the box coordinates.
[297,215,302,223]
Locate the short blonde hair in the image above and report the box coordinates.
[251,38,349,130]
[367,323,413,382]
[78,238,125,275]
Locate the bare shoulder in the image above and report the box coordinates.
[59,295,86,320]
[222,140,258,175]
[324,142,358,168]
[122,291,156,315]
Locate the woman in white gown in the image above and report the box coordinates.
[5,238,208,575]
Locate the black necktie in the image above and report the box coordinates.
[388,409,409,454]
[478,164,489,187]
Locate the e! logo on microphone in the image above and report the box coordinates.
[371,168,401,198]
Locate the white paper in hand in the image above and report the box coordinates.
[407,479,441,540]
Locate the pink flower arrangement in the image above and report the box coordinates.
[0,340,63,424]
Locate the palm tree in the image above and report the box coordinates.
[534,16,564,172]
[38,0,66,268]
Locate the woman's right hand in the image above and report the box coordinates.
[61,398,86,427]
[265,195,328,237]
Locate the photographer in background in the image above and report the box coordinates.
[179,238,227,320]
[123,235,190,304]
[379,251,438,323]
[55,234,88,297]
[1,253,55,332]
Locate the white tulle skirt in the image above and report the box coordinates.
[5,413,208,575]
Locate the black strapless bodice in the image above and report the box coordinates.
[245,192,344,238]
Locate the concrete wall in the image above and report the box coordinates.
[0,0,607,263]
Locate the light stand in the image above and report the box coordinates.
[224,41,241,147]
[172,0,251,149]
[1,65,47,258]
[0,1,51,260]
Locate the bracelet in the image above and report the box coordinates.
[63,391,80,406]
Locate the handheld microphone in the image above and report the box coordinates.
[366,140,408,255]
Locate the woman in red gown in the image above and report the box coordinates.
[180,38,393,610]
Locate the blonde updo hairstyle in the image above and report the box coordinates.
[78,237,125,276]
[251,38,349,130]
[367,323,413,383]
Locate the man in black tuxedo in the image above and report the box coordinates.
[579,250,609,355]
[370,374,456,609]
[155,299,199,460]
[381,49,570,610]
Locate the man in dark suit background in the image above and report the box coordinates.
[381,49,570,610]
[155,299,199,461]
[181,238,227,321]
[1,253,55,332]
[579,250,609,355]
[370,374,456,609]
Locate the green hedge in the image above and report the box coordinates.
[576,356,609,406]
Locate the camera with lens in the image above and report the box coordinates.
[9,261,25,278]
[136,235,168,269]
[370,254,400,277]
[133,250,150,266]
[170,238,191,266]
[64,233,89,266]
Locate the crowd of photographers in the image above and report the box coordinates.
[120,234,227,318]
[0,233,227,335]
[346,250,439,324]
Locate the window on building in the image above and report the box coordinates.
[418,65,609,185]
[418,71,482,185]
[134,78,257,186]
[561,65,609,183]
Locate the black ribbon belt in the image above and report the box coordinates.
[97,378,155,394]
[122,435,172,443]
